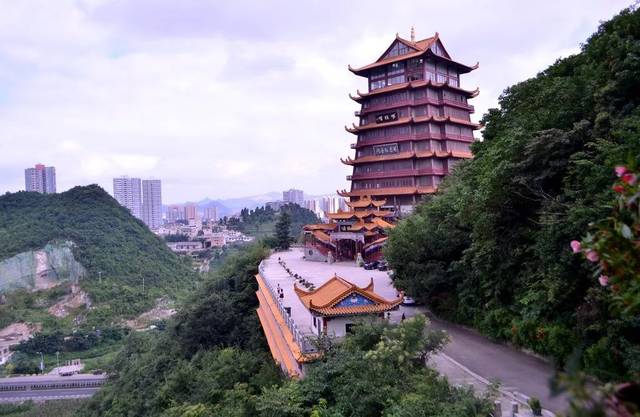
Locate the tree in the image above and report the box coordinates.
[274,212,291,250]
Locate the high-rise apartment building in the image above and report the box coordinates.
[142,179,162,230]
[203,206,218,222]
[166,205,184,224]
[112,176,142,219]
[283,188,304,205]
[24,164,56,194]
[184,204,198,222]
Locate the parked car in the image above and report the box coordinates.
[363,261,379,270]
[377,261,389,271]
[402,296,417,306]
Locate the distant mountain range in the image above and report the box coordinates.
[165,191,339,217]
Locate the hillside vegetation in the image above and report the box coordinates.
[81,244,490,417]
[385,8,640,381]
[0,185,196,327]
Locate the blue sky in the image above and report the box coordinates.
[0,0,632,202]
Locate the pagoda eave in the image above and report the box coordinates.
[349,50,477,77]
[338,186,437,198]
[347,115,480,134]
[351,80,480,101]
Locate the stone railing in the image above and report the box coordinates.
[259,261,318,354]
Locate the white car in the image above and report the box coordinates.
[402,296,416,306]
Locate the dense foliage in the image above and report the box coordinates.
[82,244,489,417]
[0,185,196,321]
[385,8,640,382]
[223,203,318,239]
[274,211,292,250]
[0,400,86,417]
[574,163,640,317]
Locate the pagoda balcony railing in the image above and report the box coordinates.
[355,132,475,148]
[361,97,474,115]
[258,261,319,354]
[354,110,361,117]
[351,168,448,180]
[350,143,357,149]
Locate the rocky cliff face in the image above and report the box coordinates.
[0,241,86,293]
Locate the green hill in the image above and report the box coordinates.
[385,7,640,382]
[0,185,196,327]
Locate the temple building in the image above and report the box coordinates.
[340,29,479,213]
[255,251,404,377]
[303,195,394,262]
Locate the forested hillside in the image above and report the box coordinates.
[0,185,196,322]
[81,243,490,417]
[385,8,640,381]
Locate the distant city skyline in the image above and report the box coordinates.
[0,1,630,201]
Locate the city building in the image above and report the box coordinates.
[24,164,56,194]
[283,189,304,205]
[341,30,479,213]
[112,176,142,219]
[206,233,226,247]
[166,205,184,223]
[142,179,162,230]
[166,241,203,255]
[203,206,218,222]
[304,195,394,262]
[184,204,198,222]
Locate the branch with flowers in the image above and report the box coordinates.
[571,163,640,316]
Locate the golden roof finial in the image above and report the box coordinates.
[410,26,415,42]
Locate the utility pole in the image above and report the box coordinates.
[98,271,103,283]
[142,276,145,293]
[56,351,60,369]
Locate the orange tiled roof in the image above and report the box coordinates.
[349,221,380,232]
[312,230,332,243]
[345,195,387,208]
[371,217,394,228]
[304,223,337,231]
[326,208,392,221]
[363,236,389,250]
[348,33,478,75]
[294,275,403,317]
[255,274,320,368]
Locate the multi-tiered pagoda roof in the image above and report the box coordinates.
[340,30,479,211]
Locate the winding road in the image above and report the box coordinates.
[424,311,570,414]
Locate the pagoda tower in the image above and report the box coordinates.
[339,30,479,213]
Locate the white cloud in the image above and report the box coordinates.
[0,0,632,202]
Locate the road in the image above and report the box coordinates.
[424,311,570,414]
[0,373,106,403]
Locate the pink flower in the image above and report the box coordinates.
[598,275,609,287]
[570,240,582,253]
[621,173,637,185]
[585,250,599,262]
[615,166,627,177]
